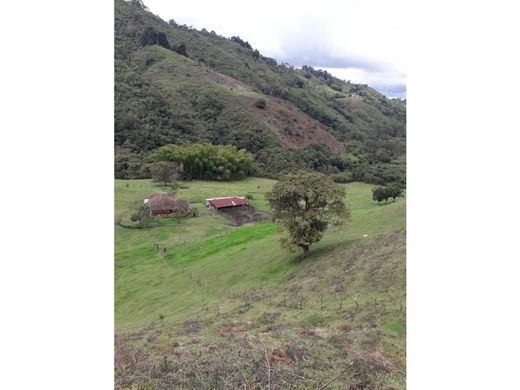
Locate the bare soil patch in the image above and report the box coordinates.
[250,95,346,153]
[218,205,271,226]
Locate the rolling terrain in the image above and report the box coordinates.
[114,1,406,388]
[115,0,406,182]
[115,178,406,389]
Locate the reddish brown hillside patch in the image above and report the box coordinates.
[193,61,345,153]
[251,95,345,153]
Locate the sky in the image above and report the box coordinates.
[142,0,406,98]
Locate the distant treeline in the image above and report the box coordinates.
[115,143,405,187]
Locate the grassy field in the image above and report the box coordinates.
[115,177,406,389]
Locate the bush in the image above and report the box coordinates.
[254,99,266,109]
[331,172,352,183]
[372,186,389,203]
[174,44,187,57]
[372,183,403,203]
[305,314,326,326]
[131,205,149,222]
[245,193,254,200]
[386,183,404,201]
[140,27,171,49]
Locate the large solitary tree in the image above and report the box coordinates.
[266,171,350,257]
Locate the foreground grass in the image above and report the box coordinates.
[115,177,406,389]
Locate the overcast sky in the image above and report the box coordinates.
[143,0,406,98]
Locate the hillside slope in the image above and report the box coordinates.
[115,0,406,181]
[115,178,406,389]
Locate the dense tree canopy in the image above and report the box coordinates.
[372,183,403,204]
[151,143,253,181]
[266,171,350,257]
[140,27,171,49]
[115,0,406,185]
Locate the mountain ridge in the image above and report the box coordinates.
[115,0,406,183]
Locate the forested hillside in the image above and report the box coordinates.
[115,0,406,184]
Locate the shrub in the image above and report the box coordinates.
[245,194,254,200]
[174,44,187,57]
[386,183,404,201]
[331,172,352,183]
[372,183,403,204]
[372,186,389,204]
[140,27,171,49]
[305,314,326,326]
[254,99,266,109]
[340,323,353,332]
[131,205,149,222]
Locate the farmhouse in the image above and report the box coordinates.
[206,196,249,210]
[144,193,189,217]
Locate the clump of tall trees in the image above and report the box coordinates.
[372,184,403,204]
[150,143,253,181]
[140,27,171,49]
[266,171,350,257]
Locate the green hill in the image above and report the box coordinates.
[114,2,406,388]
[115,0,406,182]
[115,178,405,389]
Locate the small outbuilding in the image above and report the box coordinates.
[145,194,178,217]
[206,196,249,210]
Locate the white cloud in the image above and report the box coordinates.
[143,0,406,96]
[320,67,406,98]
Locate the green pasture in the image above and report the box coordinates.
[115,178,405,331]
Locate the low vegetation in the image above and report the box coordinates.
[254,98,266,109]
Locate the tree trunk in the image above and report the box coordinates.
[302,246,310,257]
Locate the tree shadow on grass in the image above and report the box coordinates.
[286,237,361,266]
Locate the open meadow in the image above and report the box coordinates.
[115,177,406,389]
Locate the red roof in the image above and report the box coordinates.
[207,197,249,209]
